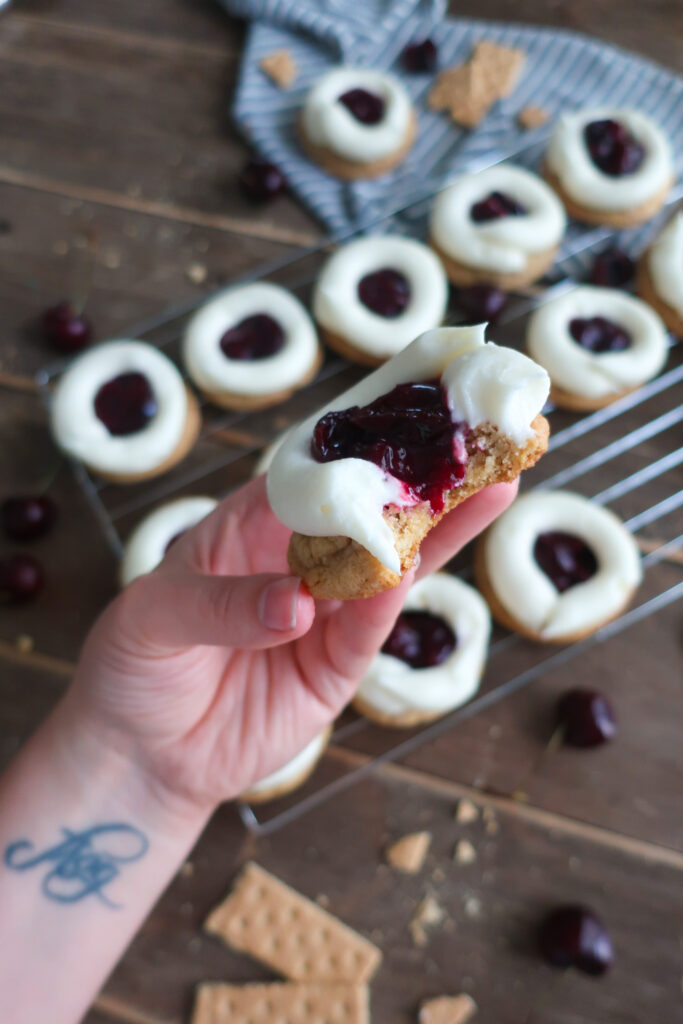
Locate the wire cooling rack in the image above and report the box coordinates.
[36,131,683,835]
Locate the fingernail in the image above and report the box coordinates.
[258,577,301,631]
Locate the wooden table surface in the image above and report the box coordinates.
[1,2,682,1022]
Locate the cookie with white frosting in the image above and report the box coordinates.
[267,324,550,601]
[544,108,673,227]
[313,236,449,365]
[120,496,218,587]
[354,573,490,728]
[240,728,331,804]
[429,164,566,289]
[50,340,201,483]
[526,285,668,411]
[183,282,321,411]
[475,491,642,644]
[637,211,683,337]
[300,67,416,179]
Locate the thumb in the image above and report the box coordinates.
[120,570,315,651]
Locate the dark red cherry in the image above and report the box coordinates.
[539,905,613,975]
[402,38,438,73]
[584,119,645,177]
[1,496,57,542]
[470,191,527,223]
[454,284,509,323]
[238,159,286,203]
[0,554,45,604]
[43,302,93,354]
[220,314,285,360]
[557,688,617,748]
[357,269,411,318]
[94,373,157,436]
[338,88,385,125]
[534,531,598,593]
[569,316,631,354]
[589,247,635,288]
[382,610,456,668]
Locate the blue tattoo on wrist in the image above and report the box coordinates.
[4,823,148,908]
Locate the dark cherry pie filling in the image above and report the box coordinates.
[534,531,598,593]
[470,191,527,223]
[338,88,385,125]
[311,380,469,513]
[382,609,457,668]
[220,314,285,360]
[94,372,158,436]
[583,119,645,177]
[357,268,411,317]
[569,316,631,354]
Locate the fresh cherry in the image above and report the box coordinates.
[589,247,635,288]
[382,610,456,669]
[43,302,93,354]
[534,531,598,593]
[239,159,286,203]
[94,373,157,436]
[454,284,509,323]
[0,554,45,604]
[539,905,613,975]
[357,269,411,318]
[569,316,631,354]
[470,191,527,223]
[557,688,617,748]
[584,119,645,177]
[1,496,57,542]
[220,314,285,360]
[338,88,385,125]
[402,38,438,73]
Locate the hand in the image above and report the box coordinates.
[64,475,517,817]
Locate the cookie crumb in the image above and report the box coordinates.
[410,895,444,947]
[455,799,480,824]
[464,896,482,919]
[386,831,432,874]
[432,867,446,883]
[454,840,477,866]
[260,49,298,88]
[518,105,550,130]
[15,634,34,654]
[186,262,207,285]
[52,240,69,256]
[419,994,477,1024]
[315,892,330,908]
[180,861,194,878]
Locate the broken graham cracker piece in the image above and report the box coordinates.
[205,862,382,983]
[428,62,493,128]
[419,994,478,1024]
[259,49,298,88]
[193,981,369,1024]
[386,831,432,874]
[518,104,550,130]
[471,39,526,99]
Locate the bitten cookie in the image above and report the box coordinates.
[300,67,416,179]
[637,210,683,337]
[353,573,490,727]
[50,340,201,483]
[544,107,673,227]
[526,284,668,411]
[240,728,331,804]
[119,496,218,587]
[429,164,566,289]
[313,236,449,365]
[474,490,642,644]
[267,324,550,600]
[183,282,321,411]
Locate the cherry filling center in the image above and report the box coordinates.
[382,610,457,669]
[338,88,385,125]
[569,316,631,353]
[534,531,598,593]
[311,380,469,514]
[220,314,285,361]
[94,372,158,436]
[583,119,645,176]
[470,191,527,223]
[357,268,411,318]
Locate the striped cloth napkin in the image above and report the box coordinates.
[219,1,683,241]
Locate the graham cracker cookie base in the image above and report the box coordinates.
[199,346,323,411]
[193,981,369,1024]
[88,385,201,484]
[352,693,450,729]
[321,326,403,367]
[549,381,638,412]
[636,255,683,338]
[543,165,672,228]
[299,112,417,180]
[205,861,382,984]
[288,415,549,600]
[241,726,332,804]
[431,237,558,290]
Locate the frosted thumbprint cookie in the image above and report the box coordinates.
[354,573,490,728]
[267,324,550,601]
[429,164,566,290]
[240,728,331,804]
[526,284,668,411]
[545,107,673,227]
[637,211,683,337]
[50,340,201,483]
[119,496,218,587]
[183,282,321,411]
[313,236,449,365]
[300,67,416,179]
[475,490,642,644]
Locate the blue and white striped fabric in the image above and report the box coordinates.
[220,1,683,241]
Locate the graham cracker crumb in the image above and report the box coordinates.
[386,832,432,874]
[455,799,480,825]
[518,105,549,130]
[260,49,298,88]
[464,896,482,919]
[432,867,446,883]
[15,634,34,654]
[316,893,330,908]
[52,240,69,256]
[419,994,478,1024]
[180,861,194,878]
[186,262,207,285]
[454,840,477,866]
[410,895,444,947]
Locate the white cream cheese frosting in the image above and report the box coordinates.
[546,107,673,212]
[51,340,189,476]
[120,496,218,587]
[301,66,413,163]
[267,325,550,573]
[483,490,642,640]
[356,573,490,717]
[183,282,319,398]
[313,236,448,359]
[526,285,668,399]
[647,211,683,318]
[242,730,328,799]
[430,164,566,274]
